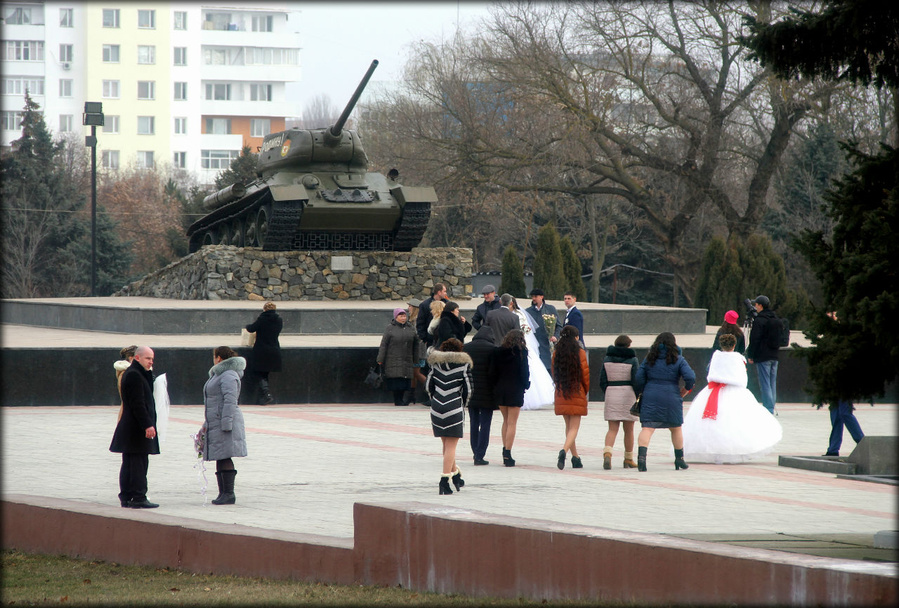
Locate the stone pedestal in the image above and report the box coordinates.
[114,246,473,301]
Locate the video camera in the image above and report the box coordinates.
[743,298,758,329]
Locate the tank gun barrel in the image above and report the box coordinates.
[327,59,378,138]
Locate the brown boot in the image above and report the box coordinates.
[603,446,612,470]
[623,451,638,468]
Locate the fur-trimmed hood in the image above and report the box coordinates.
[427,350,473,367]
[428,316,441,335]
[114,359,131,372]
[209,356,247,378]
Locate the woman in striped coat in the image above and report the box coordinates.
[426,338,473,495]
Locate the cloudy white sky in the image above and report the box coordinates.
[289,2,495,116]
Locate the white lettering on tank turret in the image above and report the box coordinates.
[261,133,285,153]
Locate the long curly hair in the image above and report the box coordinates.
[646,332,680,366]
[553,325,583,399]
[501,329,527,357]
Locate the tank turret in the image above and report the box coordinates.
[187,60,435,253]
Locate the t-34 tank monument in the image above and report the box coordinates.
[187,59,436,253]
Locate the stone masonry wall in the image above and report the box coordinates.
[113,246,473,301]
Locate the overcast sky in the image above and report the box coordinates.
[289,2,495,117]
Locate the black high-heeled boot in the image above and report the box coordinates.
[637,446,648,472]
[674,448,689,470]
[439,475,453,495]
[451,467,464,491]
[502,448,515,467]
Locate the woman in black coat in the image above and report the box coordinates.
[245,301,283,405]
[463,325,498,465]
[435,301,472,348]
[493,329,530,467]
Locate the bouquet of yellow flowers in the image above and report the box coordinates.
[543,314,557,352]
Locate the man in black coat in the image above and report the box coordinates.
[416,282,447,347]
[485,293,520,346]
[471,284,501,330]
[526,288,561,373]
[463,326,498,465]
[110,346,160,508]
[746,295,779,415]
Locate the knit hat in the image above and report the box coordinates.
[754,295,770,308]
[724,310,739,324]
[393,307,406,319]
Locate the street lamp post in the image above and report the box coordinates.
[83,102,104,296]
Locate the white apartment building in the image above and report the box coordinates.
[2,1,302,185]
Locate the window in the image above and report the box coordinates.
[136,151,154,168]
[2,111,24,131]
[174,117,187,134]
[4,7,31,24]
[205,83,231,101]
[245,47,298,66]
[173,82,187,101]
[59,44,73,63]
[252,15,273,32]
[205,118,231,134]
[2,77,44,95]
[103,115,120,134]
[101,150,120,169]
[102,9,119,28]
[137,116,155,135]
[173,151,186,168]
[251,118,271,137]
[137,9,155,29]
[250,84,272,101]
[102,44,119,63]
[173,47,186,66]
[174,11,187,30]
[59,114,73,132]
[137,81,155,100]
[137,45,155,65]
[59,79,73,97]
[60,8,74,28]
[102,80,120,98]
[2,41,45,61]
[201,149,239,169]
[204,47,228,65]
[204,12,232,31]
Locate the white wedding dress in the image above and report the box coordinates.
[682,350,783,463]
[515,308,555,410]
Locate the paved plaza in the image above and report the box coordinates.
[3,399,896,562]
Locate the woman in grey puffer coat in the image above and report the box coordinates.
[202,346,247,505]
[377,307,420,405]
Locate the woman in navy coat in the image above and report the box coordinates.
[635,332,695,472]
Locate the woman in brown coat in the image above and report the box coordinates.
[553,326,590,470]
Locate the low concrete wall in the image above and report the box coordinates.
[0,345,839,407]
[3,496,895,605]
[1,495,354,584]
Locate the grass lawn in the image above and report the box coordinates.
[1,550,607,606]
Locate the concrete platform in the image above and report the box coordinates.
[2,402,897,604]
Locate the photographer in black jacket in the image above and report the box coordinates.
[746,295,779,415]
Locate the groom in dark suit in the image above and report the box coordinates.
[527,288,560,373]
[485,293,520,346]
[563,292,585,348]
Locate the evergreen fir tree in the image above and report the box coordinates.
[215,145,259,189]
[499,245,525,297]
[533,223,565,299]
[560,236,586,301]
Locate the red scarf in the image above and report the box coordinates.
[702,382,726,420]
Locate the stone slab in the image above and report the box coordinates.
[779,455,859,475]
[847,436,898,475]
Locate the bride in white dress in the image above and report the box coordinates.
[512,298,555,410]
[683,333,782,463]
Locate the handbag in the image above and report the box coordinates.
[364,364,383,389]
[630,393,643,416]
[241,328,256,347]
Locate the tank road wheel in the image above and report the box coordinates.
[244,213,258,247]
[202,230,215,248]
[230,219,245,247]
[216,224,230,245]
[255,204,272,249]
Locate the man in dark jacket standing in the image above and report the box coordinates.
[527,288,561,373]
[416,283,447,348]
[485,293,520,346]
[471,284,501,330]
[463,325,498,465]
[110,346,160,508]
[746,295,779,415]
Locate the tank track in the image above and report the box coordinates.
[263,201,305,251]
[393,202,431,251]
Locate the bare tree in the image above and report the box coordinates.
[302,94,340,128]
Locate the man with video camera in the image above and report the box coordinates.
[746,295,779,415]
